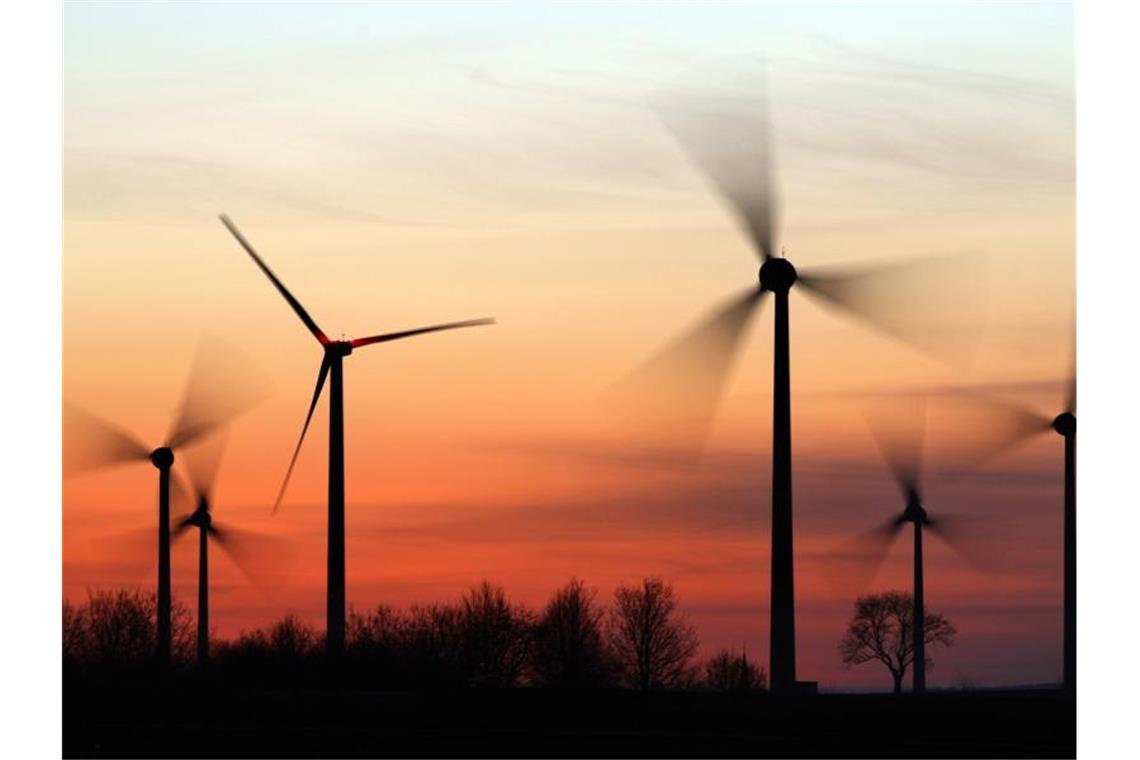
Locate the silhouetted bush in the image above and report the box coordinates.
[457,581,534,688]
[215,613,323,683]
[703,648,766,691]
[345,604,407,682]
[532,578,614,688]
[62,589,194,671]
[608,578,699,690]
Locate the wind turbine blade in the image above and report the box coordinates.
[170,469,196,521]
[166,334,274,450]
[180,429,229,504]
[63,402,150,477]
[350,318,496,348]
[798,252,988,366]
[219,214,329,345]
[925,514,1009,574]
[273,356,330,514]
[655,74,780,261]
[209,523,294,594]
[926,389,1052,471]
[601,286,766,456]
[822,516,907,593]
[865,394,928,498]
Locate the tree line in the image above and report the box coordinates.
[65,579,954,692]
[63,577,765,691]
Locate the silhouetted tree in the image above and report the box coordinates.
[215,613,322,683]
[344,604,412,685]
[532,578,613,688]
[608,577,699,690]
[838,590,956,693]
[703,648,766,691]
[402,602,466,687]
[458,581,534,688]
[65,589,194,668]
[62,599,86,667]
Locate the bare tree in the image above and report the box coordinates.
[458,581,534,688]
[62,599,86,665]
[608,577,699,690]
[532,578,613,688]
[704,648,766,691]
[403,602,465,687]
[75,589,194,666]
[838,590,956,693]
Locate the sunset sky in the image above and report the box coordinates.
[63,1,1073,690]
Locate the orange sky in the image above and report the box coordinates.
[64,2,1073,690]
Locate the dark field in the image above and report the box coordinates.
[65,678,1074,758]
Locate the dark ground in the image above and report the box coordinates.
[64,678,1074,758]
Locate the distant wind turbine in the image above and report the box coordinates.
[219,214,495,658]
[174,432,289,666]
[65,335,270,664]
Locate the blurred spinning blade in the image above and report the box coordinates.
[655,69,780,261]
[823,515,907,593]
[63,403,149,477]
[165,334,274,449]
[865,394,928,499]
[600,286,766,456]
[798,252,990,367]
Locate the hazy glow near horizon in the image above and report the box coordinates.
[64,1,1073,689]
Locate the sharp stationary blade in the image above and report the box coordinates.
[351,317,496,348]
[63,402,150,477]
[219,214,329,345]
[273,356,330,514]
[926,514,1010,574]
[209,523,294,595]
[600,286,766,457]
[865,394,928,499]
[656,73,780,261]
[823,515,907,593]
[165,334,274,450]
[798,252,988,366]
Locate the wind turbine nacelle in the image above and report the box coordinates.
[1052,412,1076,436]
[327,341,354,357]
[150,447,174,469]
[760,257,798,292]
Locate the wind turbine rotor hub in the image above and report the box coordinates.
[903,489,927,523]
[759,257,797,293]
[149,447,174,469]
[1052,412,1076,436]
[327,341,353,358]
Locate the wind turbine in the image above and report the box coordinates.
[64,335,270,664]
[604,73,985,693]
[932,356,1076,691]
[174,432,287,666]
[218,213,495,658]
[849,396,990,693]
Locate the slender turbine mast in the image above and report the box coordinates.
[219,214,494,658]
